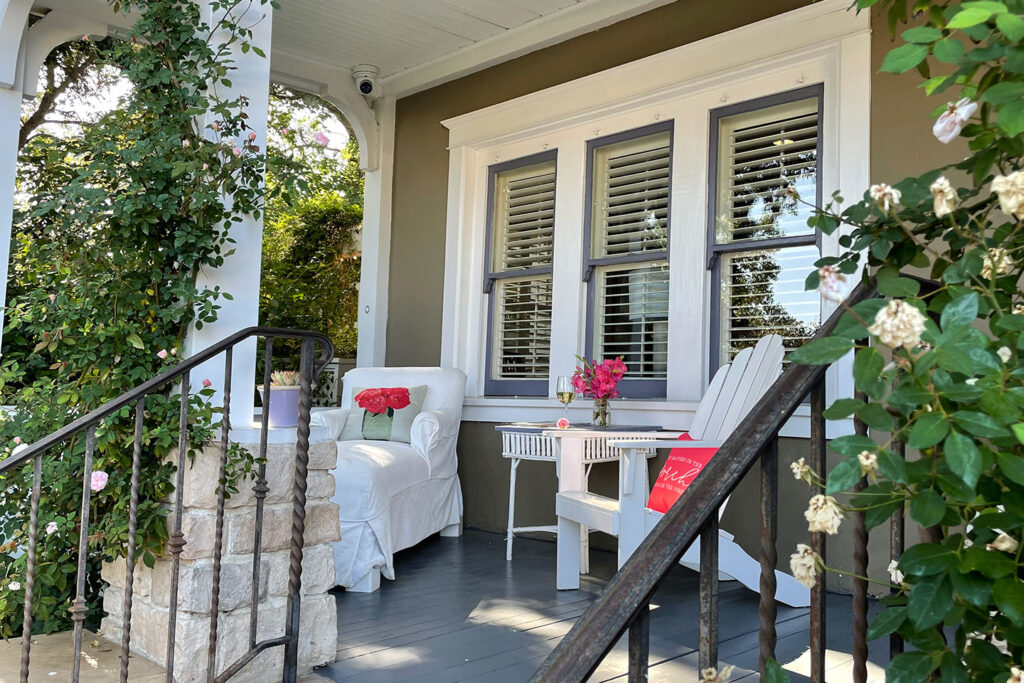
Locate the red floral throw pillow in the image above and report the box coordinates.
[646,434,719,514]
[340,385,426,443]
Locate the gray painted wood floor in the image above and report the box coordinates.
[311,530,886,682]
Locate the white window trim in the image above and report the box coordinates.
[440,0,870,438]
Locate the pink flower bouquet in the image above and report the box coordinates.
[571,357,628,399]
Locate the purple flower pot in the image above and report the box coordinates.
[260,386,300,428]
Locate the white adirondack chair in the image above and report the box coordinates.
[554,334,811,608]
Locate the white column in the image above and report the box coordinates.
[185,2,273,428]
[356,95,395,368]
[0,84,20,350]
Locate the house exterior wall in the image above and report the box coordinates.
[386,1,966,588]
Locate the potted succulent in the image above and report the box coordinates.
[259,370,302,428]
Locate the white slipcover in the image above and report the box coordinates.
[312,367,466,589]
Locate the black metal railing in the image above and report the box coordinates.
[531,282,897,682]
[0,326,333,683]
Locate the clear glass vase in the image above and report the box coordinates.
[592,398,610,427]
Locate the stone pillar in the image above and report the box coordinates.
[101,438,340,682]
[183,0,274,429]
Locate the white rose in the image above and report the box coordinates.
[8,581,21,591]
[805,494,843,535]
[817,266,847,303]
[790,544,821,589]
[1010,666,1024,683]
[887,560,904,585]
[998,347,1012,363]
[992,170,1024,219]
[981,247,1011,280]
[858,450,879,478]
[929,176,956,217]
[791,457,810,481]
[932,98,977,144]
[867,300,927,350]
[701,665,736,683]
[987,532,1019,554]
[869,183,901,212]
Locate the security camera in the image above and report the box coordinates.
[352,65,381,98]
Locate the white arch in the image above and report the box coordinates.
[0,0,32,87]
[269,51,380,171]
[19,10,108,96]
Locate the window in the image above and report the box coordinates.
[583,122,673,398]
[708,86,823,371]
[484,151,557,396]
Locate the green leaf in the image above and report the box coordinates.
[789,336,853,365]
[933,38,965,63]
[998,99,1024,137]
[126,333,144,350]
[763,658,790,683]
[997,12,1024,42]
[960,546,1016,578]
[950,570,991,608]
[877,270,921,297]
[823,398,863,419]
[857,402,894,431]
[941,292,978,331]
[906,412,949,449]
[867,606,907,640]
[853,347,884,393]
[886,652,936,683]
[946,6,997,29]
[1014,423,1024,445]
[898,543,957,575]
[901,26,942,43]
[944,430,982,488]
[994,576,1024,626]
[829,434,879,457]
[982,80,1024,105]
[833,299,887,340]
[881,43,930,73]
[952,410,1009,438]
[826,457,864,494]
[908,574,953,629]
[997,452,1024,486]
[910,489,946,527]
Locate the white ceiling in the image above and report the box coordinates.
[272,0,584,80]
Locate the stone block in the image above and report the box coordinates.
[180,509,216,560]
[264,544,335,597]
[227,501,338,554]
[102,558,151,599]
[306,471,335,500]
[149,558,267,613]
[307,440,337,471]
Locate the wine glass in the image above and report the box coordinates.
[556,376,575,423]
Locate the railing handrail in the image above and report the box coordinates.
[0,326,332,474]
[531,281,877,682]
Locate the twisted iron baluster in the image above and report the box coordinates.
[120,398,145,682]
[282,337,315,682]
[207,348,233,681]
[71,427,97,682]
[698,517,719,672]
[20,454,42,682]
[852,396,869,683]
[251,338,273,648]
[165,372,190,682]
[758,437,778,675]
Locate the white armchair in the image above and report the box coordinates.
[312,367,466,592]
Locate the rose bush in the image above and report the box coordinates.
[774,1,1024,681]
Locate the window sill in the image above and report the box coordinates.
[461,397,855,440]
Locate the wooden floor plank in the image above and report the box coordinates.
[309,529,875,682]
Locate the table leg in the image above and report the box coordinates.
[580,463,591,575]
[506,458,520,561]
[556,437,588,576]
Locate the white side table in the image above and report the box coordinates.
[496,423,667,573]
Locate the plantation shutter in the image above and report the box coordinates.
[710,93,822,367]
[591,130,671,259]
[492,162,556,272]
[593,262,669,379]
[487,155,557,391]
[715,99,818,244]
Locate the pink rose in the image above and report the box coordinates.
[157,349,168,359]
[232,147,242,157]
[48,293,55,303]
[211,121,220,132]
[182,139,190,148]
[557,417,570,429]
[248,131,257,141]
[90,471,108,492]
[282,128,291,135]
[313,131,330,147]
[203,378,212,388]
[13,436,21,444]
[45,521,58,535]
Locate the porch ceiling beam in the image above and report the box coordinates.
[270,50,380,171]
[380,0,677,99]
[18,10,108,97]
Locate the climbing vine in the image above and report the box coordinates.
[0,0,288,635]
